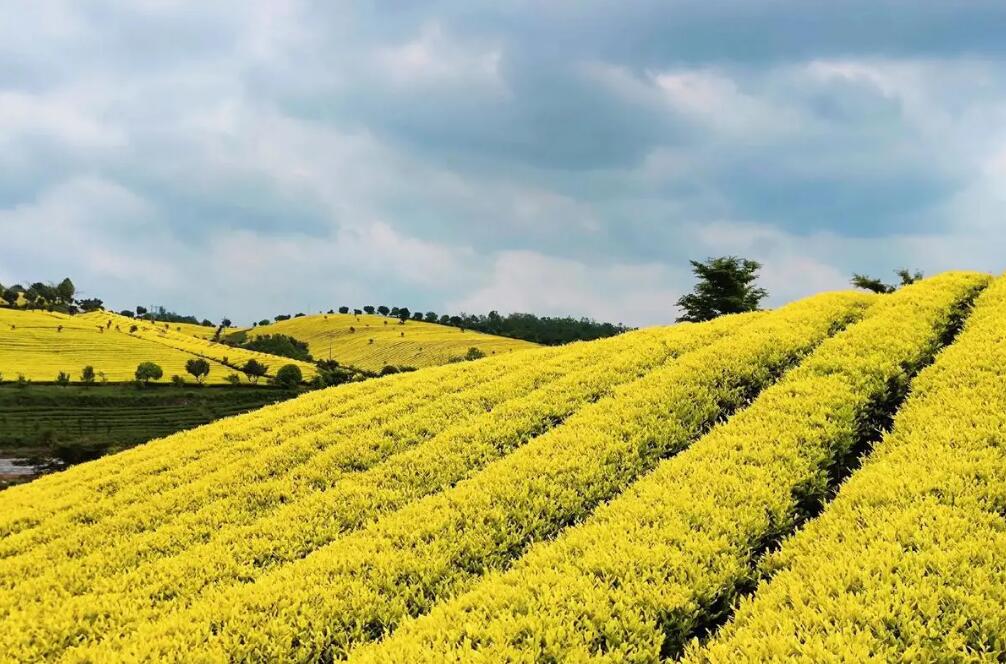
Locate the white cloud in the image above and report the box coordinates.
[0,91,125,150]
[650,68,804,137]
[450,250,682,326]
[376,22,505,93]
[0,177,181,290]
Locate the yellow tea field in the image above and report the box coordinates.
[3,272,1006,663]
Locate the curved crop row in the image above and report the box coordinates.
[0,333,623,569]
[353,271,988,663]
[66,291,873,663]
[686,274,1006,662]
[0,342,567,540]
[1,313,754,657]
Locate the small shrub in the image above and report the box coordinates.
[171,375,186,387]
[274,364,303,389]
[56,371,71,387]
[80,366,96,384]
[225,373,242,385]
[16,373,30,388]
[465,347,486,361]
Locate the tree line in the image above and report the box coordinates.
[0,278,103,313]
[256,305,632,346]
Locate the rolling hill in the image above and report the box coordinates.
[0,309,315,384]
[241,312,539,371]
[2,271,1005,662]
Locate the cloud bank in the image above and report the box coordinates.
[3,1,1006,325]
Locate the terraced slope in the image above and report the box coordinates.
[0,309,314,383]
[243,312,538,371]
[0,289,873,661]
[5,272,1006,663]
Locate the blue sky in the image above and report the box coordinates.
[3,1,1006,325]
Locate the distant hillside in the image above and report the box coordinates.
[0,309,314,384]
[242,312,538,372]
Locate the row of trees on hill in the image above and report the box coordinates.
[118,305,215,327]
[4,359,305,390]
[0,278,103,313]
[265,305,633,346]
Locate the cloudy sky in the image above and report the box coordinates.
[4,1,1006,325]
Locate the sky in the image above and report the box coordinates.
[3,1,1006,326]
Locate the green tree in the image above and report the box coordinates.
[241,359,268,384]
[240,334,313,362]
[171,375,186,387]
[850,274,894,294]
[424,311,437,322]
[398,307,411,322]
[274,364,303,389]
[676,256,768,322]
[338,306,350,314]
[185,358,211,384]
[464,347,486,361]
[56,277,75,303]
[377,305,390,316]
[56,371,71,387]
[2,286,22,306]
[363,306,375,314]
[851,268,924,294]
[136,305,148,317]
[135,362,164,384]
[225,373,242,385]
[80,365,96,385]
[896,268,923,286]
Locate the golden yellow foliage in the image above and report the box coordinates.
[351,271,989,663]
[687,272,1006,662]
[39,290,872,662]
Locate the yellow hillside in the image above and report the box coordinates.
[79,312,316,378]
[243,312,538,371]
[0,309,314,383]
[135,319,217,340]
